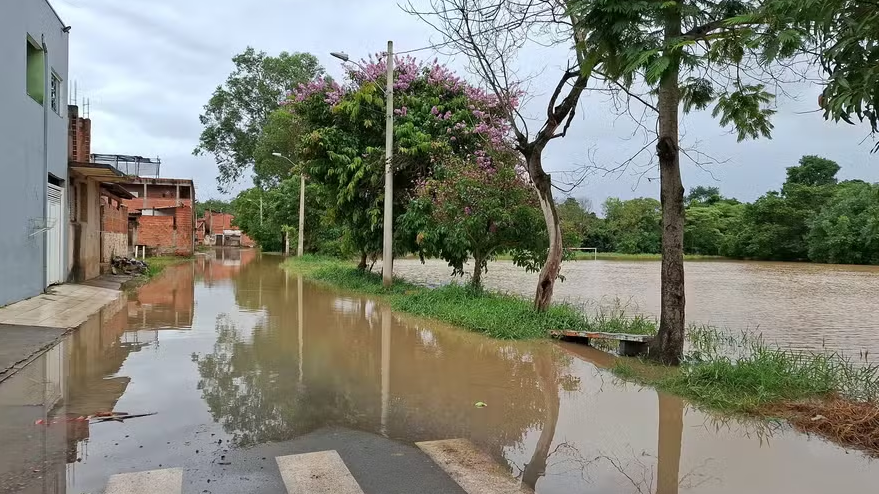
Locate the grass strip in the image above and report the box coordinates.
[285,255,655,340]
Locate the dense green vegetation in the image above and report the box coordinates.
[559,155,879,264]
[284,256,655,340]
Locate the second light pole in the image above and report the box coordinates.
[272,152,305,257]
[331,41,394,287]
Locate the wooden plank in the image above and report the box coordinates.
[549,329,653,343]
[416,439,532,494]
[276,450,365,494]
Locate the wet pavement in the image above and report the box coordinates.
[1,249,878,493]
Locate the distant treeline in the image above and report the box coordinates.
[559,156,879,265]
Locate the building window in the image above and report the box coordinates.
[50,72,61,114]
[26,37,44,105]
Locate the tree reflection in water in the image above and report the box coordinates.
[193,259,573,492]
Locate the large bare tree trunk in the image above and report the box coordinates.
[655,9,686,365]
[527,152,563,312]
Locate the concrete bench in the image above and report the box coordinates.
[549,329,654,357]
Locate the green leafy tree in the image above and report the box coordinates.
[231,178,335,253]
[573,0,803,363]
[557,197,595,249]
[783,155,841,189]
[769,0,879,145]
[400,157,545,288]
[288,56,515,269]
[685,200,744,255]
[725,156,840,260]
[252,109,304,188]
[194,48,323,189]
[603,197,663,254]
[807,181,879,264]
[685,185,722,206]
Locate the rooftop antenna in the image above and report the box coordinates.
[84,98,90,118]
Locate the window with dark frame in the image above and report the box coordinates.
[50,73,61,114]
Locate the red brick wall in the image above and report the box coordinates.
[67,105,91,162]
[135,206,193,256]
[100,197,129,234]
[176,205,193,255]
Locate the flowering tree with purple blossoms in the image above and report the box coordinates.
[286,55,518,268]
[399,154,545,289]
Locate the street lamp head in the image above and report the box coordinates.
[330,52,349,62]
[271,152,283,158]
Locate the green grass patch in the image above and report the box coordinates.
[284,256,656,340]
[145,256,193,278]
[608,327,879,415]
[490,252,728,261]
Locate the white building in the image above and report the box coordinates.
[0,0,70,306]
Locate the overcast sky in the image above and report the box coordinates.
[53,0,879,209]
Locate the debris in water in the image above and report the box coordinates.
[474,401,487,408]
[92,412,157,423]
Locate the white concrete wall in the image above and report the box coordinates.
[0,0,70,305]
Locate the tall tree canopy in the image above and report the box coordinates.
[286,55,517,266]
[768,0,879,145]
[194,48,324,190]
[572,0,802,364]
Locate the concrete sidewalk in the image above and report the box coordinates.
[0,283,123,380]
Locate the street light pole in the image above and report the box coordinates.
[331,43,395,287]
[382,40,394,288]
[272,152,305,256]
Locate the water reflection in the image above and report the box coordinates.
[195,263,568,478]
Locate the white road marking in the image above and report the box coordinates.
[104,467,183,494]
[416,439,532,494]
[276,450,365,494]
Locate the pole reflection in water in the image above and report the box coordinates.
[298,276,303,386]
[381,305,391,436]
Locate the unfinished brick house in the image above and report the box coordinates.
[67,106,139,280]
[196,211,255,247]
[118,177,195,256]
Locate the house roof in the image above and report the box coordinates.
[69,161,129,181]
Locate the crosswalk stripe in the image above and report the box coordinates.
[276,450,365,494]
[104,467,183,494]
[416,439,532,494]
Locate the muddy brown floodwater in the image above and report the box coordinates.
[1,250,877,494]
[394,258,879,360]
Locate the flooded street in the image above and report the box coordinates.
[1,250,878,493]
[395,259,879,359]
